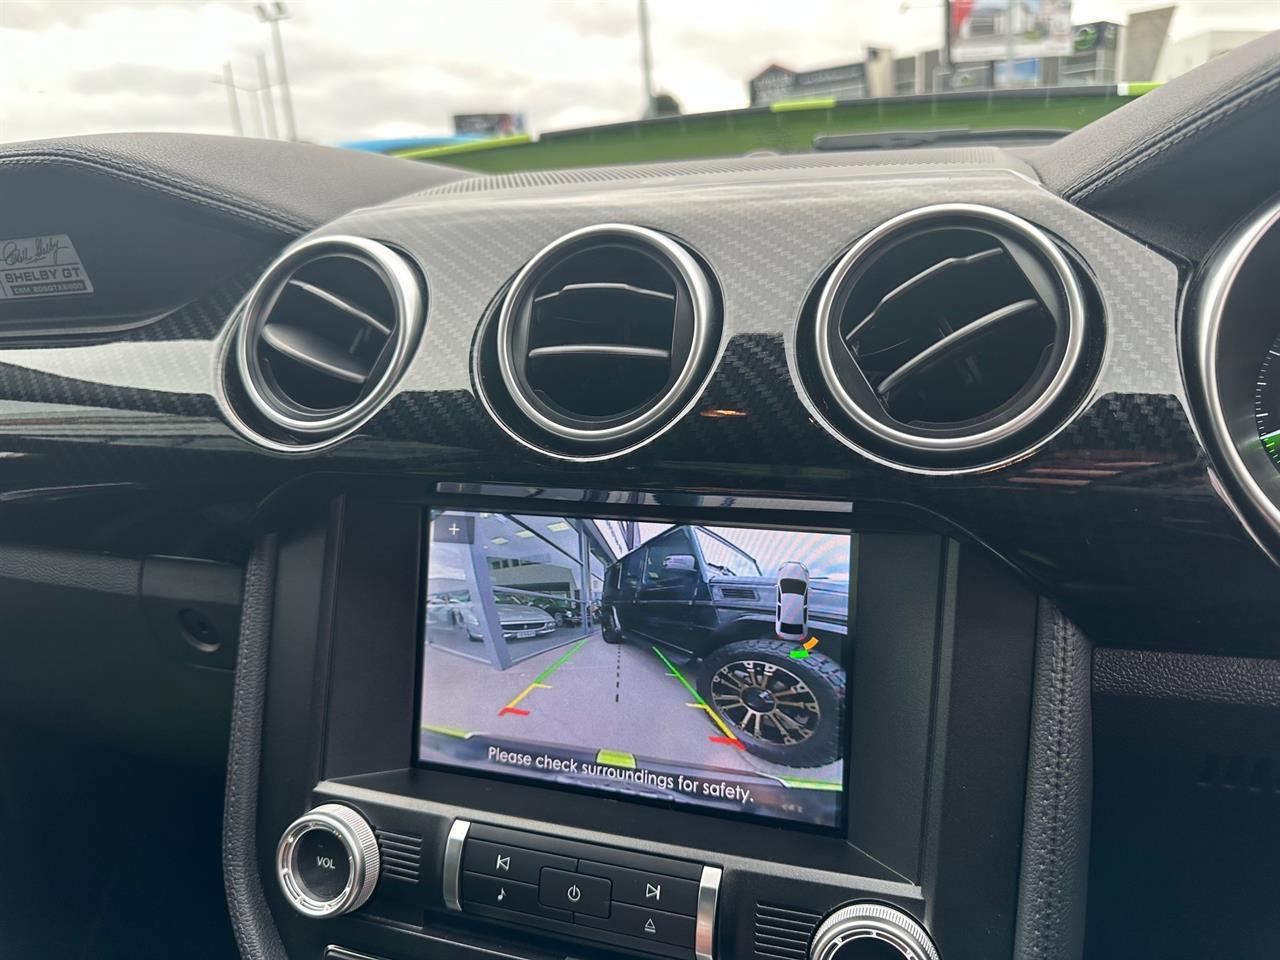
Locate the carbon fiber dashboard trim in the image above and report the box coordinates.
[0,153,1275,654]
[416,146,1031,196]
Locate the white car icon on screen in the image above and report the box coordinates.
[775,561,810,642]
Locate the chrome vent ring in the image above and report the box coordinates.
[804,203,1095,472]
[233,234,424,439]
[481,223,720,458]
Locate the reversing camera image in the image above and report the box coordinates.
[418,510,852,827]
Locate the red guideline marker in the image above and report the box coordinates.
[706,737,747,752]
[498,680,551,717]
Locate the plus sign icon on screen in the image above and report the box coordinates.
[431,513,475,545]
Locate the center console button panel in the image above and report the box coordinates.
[539,867,611,917]
[461,838,575,884]
[443,819,720,960]
[577,901,698,946]
[578,860,701,915]
[461,872,562,919]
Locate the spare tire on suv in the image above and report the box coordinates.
[696,637,845,768]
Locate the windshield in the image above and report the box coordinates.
[3,1,1277,171]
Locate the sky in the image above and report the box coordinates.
[1,1,1277,146]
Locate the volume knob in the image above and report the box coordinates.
[810,902,939,960]
[276,803,380,918]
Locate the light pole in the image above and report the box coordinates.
[256,2,297,140]
[900,0,952,91]
[210,58,278,139]
[256,52,279,140]
[211,61,244,135]
[1004,0,1018,88]
[637,0,656,118]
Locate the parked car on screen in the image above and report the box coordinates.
[462,602,557,641]
[499,592,582,627]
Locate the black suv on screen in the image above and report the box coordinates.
[600,525,848,768]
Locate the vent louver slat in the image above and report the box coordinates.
[258,323,373,384]
[228,235,424,447]
[376,829,422,883]
[753,903,821,960]
[873,297,1041,399]
[288,278,394,336]
[481,223,720,458]
[845,246,1005,345]
[526,344,672,360]
[805,204,1095,472]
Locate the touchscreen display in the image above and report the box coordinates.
[417,509,853,828]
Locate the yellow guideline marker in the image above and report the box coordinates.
[500,681,549,717]
[687,701,740,743]
[422,724,470,739]
[652,645,744,748]
[596,749,637,769]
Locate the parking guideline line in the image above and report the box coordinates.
[422,723,471,739]
[533,637,590,684]
[774,775,843,791]
[650,645,743,745]
[499,637,590,717]
[650,645,698,698]
[498,681,548,717]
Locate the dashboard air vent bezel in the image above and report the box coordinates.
[480,222,720,459]
[232,234,424,440]
[804,203,1093,472]
[1187,193,1280,542]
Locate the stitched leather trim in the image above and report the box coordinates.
[223,535,289,960]
[0,152,306,236]
[1014,602,1092,960]
[1065,64,1280,202]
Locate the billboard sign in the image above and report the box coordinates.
[994,57,1042,87]
[949,62,994,89]
[452,113,526,138]
[950,0,1074,63]
[1071,20,1119,52]
[749,61,868,106]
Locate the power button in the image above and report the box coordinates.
[538,868,610,917]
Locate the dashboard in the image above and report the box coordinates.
[1,32,1279,960]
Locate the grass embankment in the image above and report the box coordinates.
[398,93,1132,173]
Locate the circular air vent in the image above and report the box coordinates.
[479,223,720,458]
[802,204,1095,471]
[1186,194,1280,540]
[232,234,424,442]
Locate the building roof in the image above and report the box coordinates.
[749,62,796,82]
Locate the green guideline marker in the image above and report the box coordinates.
[596,749,637,769]
[533,637,589,685]
[790,637,819,659]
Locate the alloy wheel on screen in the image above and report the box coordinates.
[709,660,820,746]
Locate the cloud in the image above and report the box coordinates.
[69,64,210,99]
[1,0,217,31]
[1,0,1277,147]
